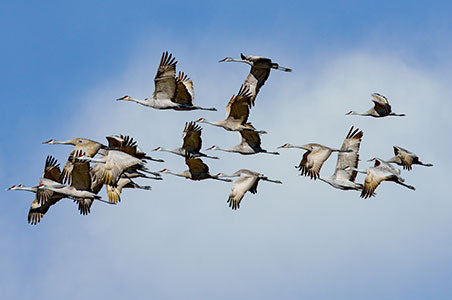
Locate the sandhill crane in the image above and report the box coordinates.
[7,184,63,225]
[346,93,406,117]
[205,129,279,155]
[159,155,231,182]
[346,157,415,199]
[196,85,267,133]
[219,53,292,106]
[106,134,164,162]
[218,169,282,210]
[116,52,216,111]
[278,143,349,180]
[386,146,433,170]
[77,150,158,186]
[7,156,91,224]
[43,137,106,184]
[152,121,218,159]
[319,127,364,190]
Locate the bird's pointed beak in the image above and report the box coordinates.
[218,58,227,62]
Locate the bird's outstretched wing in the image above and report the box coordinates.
[174,72,194,105]
[244,67,271,106]
[239,128,261,148]
[185,156,209,179]
[227,175,259,210]
[153,51,177,101]
[182,121,202,153]
[333,126,363,182]
[225,85,252,124]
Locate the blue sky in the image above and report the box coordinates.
[1,1,452,299]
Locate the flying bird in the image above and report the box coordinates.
[153,121,218,159]
[386,146,433,170]
[218,169,282,210]
[346,157,415,199]
[196,85,266,133]
[205,129,279,155]
[346,93,406,117]
[116,52,216,111]
[159,155,231,182]
[219,53,292,105]
[278,143,349,180]
[7,184,64,225]
[319,127,364,190]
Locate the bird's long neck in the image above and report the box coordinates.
[13,186,38,193]
[202,120,224,128]
[229,58,251,65]
[349,111,373,117]
[215,146,238,153]
[287,145,310,151]
[126,97,153,106]
[167,171,190,179]
[386,156,400,164]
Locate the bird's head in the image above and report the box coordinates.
[218,57,233,63]
[159,169,169,173]
[277,143,292,149]
[345,111,354,115]
[152,147,162,152]
[116,95,131,101]
[367,157,377,162]
[195,117,206,123]
[205,145,217,151]
[7,184,23,191]
[42,139,55,144]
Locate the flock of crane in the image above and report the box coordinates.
[8,51,433,224]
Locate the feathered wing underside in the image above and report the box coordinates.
[153,51,177,101]
[239,129,261,148]
[393,146,414,170]
[28,194,61,225]
[244,67,271,106]
[333,127,363,182]
[298,149,332,180]
[228,175,259,210]
[182,121,202,152]
[361,168,392,199]
[174,72,194,105]
[371,94,391,116]
[38,156,62,205]
[185,157,209,179]
[225,85,252,124]
[70,150,92,191]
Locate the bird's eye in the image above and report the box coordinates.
[79,140,83,143]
